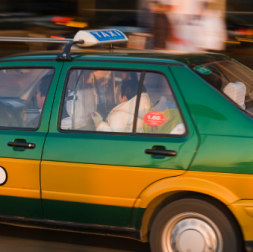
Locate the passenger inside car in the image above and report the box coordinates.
[61,70,146,132]
[61,70,113,130]
[61,70,97,130]
[91,80,151,132]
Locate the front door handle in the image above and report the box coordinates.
[145,149,177,157]
[8,142,36,149]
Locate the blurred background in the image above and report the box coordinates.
[0,0,253,68]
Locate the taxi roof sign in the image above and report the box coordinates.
[0,29,128,61]
[74,29,128,47]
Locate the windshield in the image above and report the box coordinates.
[189,58,253,114]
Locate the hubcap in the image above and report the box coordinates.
[162,212,223,252]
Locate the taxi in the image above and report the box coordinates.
[0,29,252,252]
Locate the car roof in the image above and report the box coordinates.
[0,48,227,66]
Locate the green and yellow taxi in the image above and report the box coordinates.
[0,29,253,252]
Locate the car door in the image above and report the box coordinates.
[41,61,199,227]
[0,60,63,218]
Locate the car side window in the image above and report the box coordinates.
[138,72,185,135]
[60,69,142,132]
[0,68,54,129]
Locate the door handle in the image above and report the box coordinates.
[8,142,36,149]
[145,149,177,157]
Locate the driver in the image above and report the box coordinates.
[91,80,151,132]
[26,74,52,127]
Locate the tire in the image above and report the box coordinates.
[150,198,242,252]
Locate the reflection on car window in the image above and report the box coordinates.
[138,72,185,135]
[190,58,253,114]
[61,70,145,132]
[0,68,54,129]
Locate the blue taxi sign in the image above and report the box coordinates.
[90,30,126,42]
[73,29,128,47]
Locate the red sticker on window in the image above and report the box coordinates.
[143,112,166,126]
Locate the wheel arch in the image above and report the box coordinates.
[134,176,243,244]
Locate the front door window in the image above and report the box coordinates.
[0,68,54,129]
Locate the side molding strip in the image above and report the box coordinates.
[0,215,140,240]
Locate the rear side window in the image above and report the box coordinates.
[60,69,185,136]
[0,68,54,129]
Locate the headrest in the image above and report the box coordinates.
[223,82,246,109]
[151,96,168,112]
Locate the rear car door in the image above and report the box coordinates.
[41,61,199,227]
[0,60,63,218]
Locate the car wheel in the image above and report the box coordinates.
[150,198,241,252]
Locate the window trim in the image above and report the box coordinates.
[0,58,184,67]
[0,66,55,131]
[57,66,188,138]
[133,71,145,134]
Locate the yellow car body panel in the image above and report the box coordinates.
[41,161,184,207]
[137,171,253,209]
[0,158,40,199]
[229,200,253,241]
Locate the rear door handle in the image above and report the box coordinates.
[145,149,177,157]
[8,142,36,149]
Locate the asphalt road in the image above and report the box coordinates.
[0,223,151,252]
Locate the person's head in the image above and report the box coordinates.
[36,74,52,109]
[119,80,138,103]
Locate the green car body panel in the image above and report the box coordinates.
[0,60,64,219]
[170,65,253,174]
